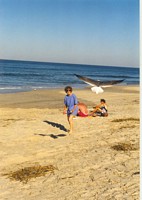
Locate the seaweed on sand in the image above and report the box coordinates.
[3,164,57,183]
[111,118,140,123]
[111,143,138,151]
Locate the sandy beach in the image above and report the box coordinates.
[0,85,140,200]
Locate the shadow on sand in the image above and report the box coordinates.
[43,120,67,132]
[34,120,67,139]
[35,133,66,139]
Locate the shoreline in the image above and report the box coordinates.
[0,85,139,109]
[0,83,139,95]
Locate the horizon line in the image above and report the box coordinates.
[0,58,139,69]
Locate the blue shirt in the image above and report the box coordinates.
[64,93,78,115]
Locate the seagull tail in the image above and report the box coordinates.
[91,86,104,94]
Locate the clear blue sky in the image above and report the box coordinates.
[0,0,139,67]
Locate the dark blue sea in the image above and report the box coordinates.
[0,59,139,94]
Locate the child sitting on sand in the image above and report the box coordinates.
[89,99,108,117]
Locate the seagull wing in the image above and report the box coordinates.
[75,74,124,87]
[100,79,125,87]
[75,74,101,86]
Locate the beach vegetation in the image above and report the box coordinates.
[111,143,138,151]
[119,125,136,129]
[111,118,140,123]
[3,164,57,184]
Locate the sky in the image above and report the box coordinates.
[0,0,139,67]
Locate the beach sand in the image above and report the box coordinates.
[0,85,140,200]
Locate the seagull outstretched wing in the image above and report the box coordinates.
[75,74,124,94]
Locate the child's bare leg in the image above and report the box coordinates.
[67,115,74,133]
[89,110,95,116]
[89,108,98,116]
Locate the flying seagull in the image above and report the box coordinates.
[75,74,124,94]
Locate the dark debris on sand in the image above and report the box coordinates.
[111,118,140,123]
[111,143,138,152]
[3,164,57,184]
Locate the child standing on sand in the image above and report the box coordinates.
[63,86,79,133]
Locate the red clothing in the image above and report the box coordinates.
[78,111,88,117]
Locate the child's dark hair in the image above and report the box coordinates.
[100,99,106,103]
[64,86,73,92]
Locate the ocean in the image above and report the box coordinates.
[0,59,139,94]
